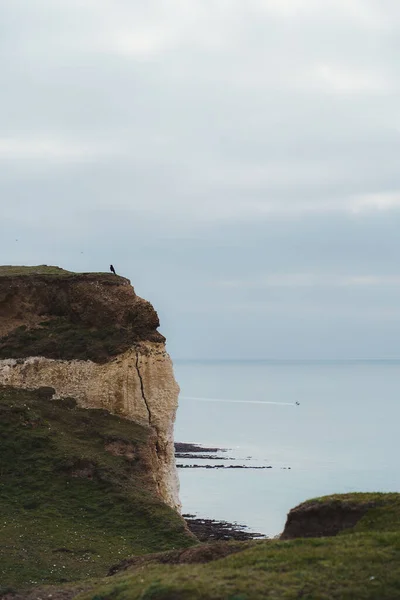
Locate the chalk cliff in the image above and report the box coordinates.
[0,266,180,510]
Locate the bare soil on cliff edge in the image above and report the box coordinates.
[0,265,164,362]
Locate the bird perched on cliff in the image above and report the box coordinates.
[110,264,116,275]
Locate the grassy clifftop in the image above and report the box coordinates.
[0,265,164,362]
[0,266,74,276]
[0,386,194,590]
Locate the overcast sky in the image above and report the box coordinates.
[1,0,400,359]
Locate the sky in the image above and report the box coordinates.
[1,0,400,359]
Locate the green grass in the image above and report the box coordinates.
[0,265,74,276]
[79,532,400,600]
[309,492,400,505]
[0,386,195,589]
[342,496,400,534]
[296,493,400,536]
[0,265,111,278]
[0,319,138,362]
[76,495,400,600]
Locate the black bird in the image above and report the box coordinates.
[110,264,116,275]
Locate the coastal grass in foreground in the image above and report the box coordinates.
[76,494,400,600]
[78,530,400,600]
[0,386,194,589]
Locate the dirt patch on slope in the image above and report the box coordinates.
[108,540,253,575]
[105,440,136,460]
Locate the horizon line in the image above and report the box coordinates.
[172,357,400,363]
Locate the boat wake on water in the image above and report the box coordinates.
[180,396,296,406]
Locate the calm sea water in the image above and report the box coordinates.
[173,360,400,537]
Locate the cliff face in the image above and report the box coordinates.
[0,266,180,509]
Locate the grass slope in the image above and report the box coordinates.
[0,387,194,590]
[78,495,400,600]
[0,319,140,362]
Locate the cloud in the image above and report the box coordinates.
[310,64,393,94]
[1,0,400,357]
[217,273,400,289]
[350,192,400,213]
[0,136,117,163]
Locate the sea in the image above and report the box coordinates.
[173,360,400,538]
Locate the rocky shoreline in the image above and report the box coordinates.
[178,464,276,469]
[174,442,291,469]
[183,514,266,541]
[175,443,227,454]
[175,442,285,540]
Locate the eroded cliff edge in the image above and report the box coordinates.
[0,265,180,510]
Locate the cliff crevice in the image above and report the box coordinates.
[135,350,151,425]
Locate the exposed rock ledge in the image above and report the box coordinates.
[0,266,180,510]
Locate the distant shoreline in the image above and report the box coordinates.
[176,442,284,540]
